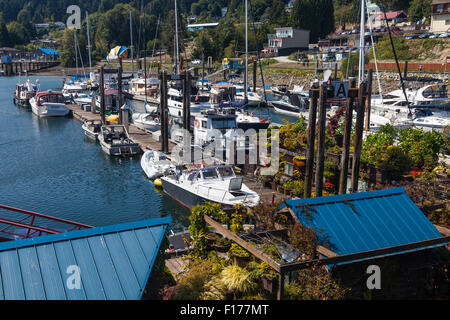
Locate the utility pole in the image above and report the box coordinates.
[304,83,319,198]
[100,66,105,124]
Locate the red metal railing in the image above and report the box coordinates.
[0,204,93,240]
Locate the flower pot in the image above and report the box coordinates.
[232,254,250,268]
[205,233,219,245]
[212,243,231,253]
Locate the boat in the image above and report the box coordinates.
[161,165,260,209]
[131,112,161,132]
[13,79,39,107]
[29,91,70,117]
[141,150,175,179]
[270,93,308,117]
[62,81,88,101]
[98,124,142,156]
[81,120,103,140]
[167,86,211,118]
[271,84,289,96]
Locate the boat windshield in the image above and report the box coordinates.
[202,168,219,179]
[218,167,235,178]
[39,94,65,104]
[211,119,236,129]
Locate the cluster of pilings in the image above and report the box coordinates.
[0,61,59,76]
[304,70,374,197]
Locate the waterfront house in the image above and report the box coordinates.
[266,27,310,56]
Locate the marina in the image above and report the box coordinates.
[0,0,448,304]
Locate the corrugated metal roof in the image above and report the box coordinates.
[38,48,59,55]
[280,187,444,263]
[0,216,171,300]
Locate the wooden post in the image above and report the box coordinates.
[100,66,106,124]
[277,271,285,300]
[253,60,257,92]
[334,62,338,80]
[304,85,319,198]
[365,69,373,131]
[314,84,327,197]
[403,61,408,79]
[160,70,169,153]
[351,81,367,192]
[338,78,356,194]
[117,64,123,124]
[183,71,191,131]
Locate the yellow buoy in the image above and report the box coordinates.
[106,114,119,123]
[154,178,162,187]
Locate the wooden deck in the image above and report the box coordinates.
[165,257,189,281]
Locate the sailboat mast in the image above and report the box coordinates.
[245,0,248,98]
[86,11,92,72]
[130,10,134,75]
[175,0,180,74]
[358,0,365,85]
[74,31,79,74]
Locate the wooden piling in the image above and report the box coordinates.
[183,71,191,131]
[314,84,327,197]
[351,81,367,192]
[253,60,257,93]
[99,66,105,124]
[304,85,319,198]
[160,70,169,153]
[403,61,408,79]
[338,78,356,194]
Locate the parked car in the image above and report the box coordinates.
[438,32,450,38]
[418,32,431,39]
[429,33,440,38]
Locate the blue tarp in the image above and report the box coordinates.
[39,48,59,55]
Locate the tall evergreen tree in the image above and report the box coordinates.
[0,20,11,47]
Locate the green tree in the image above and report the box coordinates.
[7,21,30,46]
[0,19,11,47]
[408,0,432,23]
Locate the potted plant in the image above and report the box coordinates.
[293,156,306,168]
[257,262,279,293]
[228,243,251,267]
[205,232,219,245]
[212,237,231,253]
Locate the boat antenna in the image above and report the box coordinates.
[86,11,92,73]
[382,6,411,115]
[174,0,180,74]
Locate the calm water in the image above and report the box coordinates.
[0,76,190,231]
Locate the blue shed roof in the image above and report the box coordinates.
[39,48,59,55]
[280,187,444,264]
[0,216,171,300]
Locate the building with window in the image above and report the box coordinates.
[431,0,450,32]
[266,27,310,56]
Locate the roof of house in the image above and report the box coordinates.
[38,48,59,55]
[376,10,408,20]
[0,216,171,300]
[279,187,444,265]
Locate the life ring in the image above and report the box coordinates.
[194,119,200,128]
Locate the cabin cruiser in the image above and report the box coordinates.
[160,165,260,209]
[62,82,88,101]
[271,84,289,96]
[13,79,39,107]
[81,120,102,140]
[168,87,211,118]
[131,112,161,132]
[215,102,270,130]
[372,84,450,111]
[141,150,175,179]
[270,93,308,117]
[128,77,159,97]
[29,91,70,117]
[234,85,264,107]
[98,124,141,156]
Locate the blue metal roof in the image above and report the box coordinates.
[280,187,444,264]
[38,48,59,55]
[0,216,171,300]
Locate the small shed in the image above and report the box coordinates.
[279,187,448,265]
[0,216,171,300]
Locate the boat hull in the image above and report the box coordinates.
[161,178,209,209]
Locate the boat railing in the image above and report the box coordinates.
[0,204,93,240]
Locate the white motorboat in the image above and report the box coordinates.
[167,87,211,118]
[271,93,308,117]
[29,91,70,117]
[98,124,141,156]
[161,165,260,209]
[81,120,103,140]
[141,150,175,179]
[132,112,161,132]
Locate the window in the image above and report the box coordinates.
[446,19,450,25]
[437,4,444,12]
[218,167,234,178]
[202,120,207,128]
[202,168,218,179]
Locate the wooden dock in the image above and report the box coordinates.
[67,103,292,204]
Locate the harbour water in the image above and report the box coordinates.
[0,76,190,231]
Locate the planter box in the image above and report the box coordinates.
[232,254,250,268]
[262,276,278,293]
[212,243,231,253]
